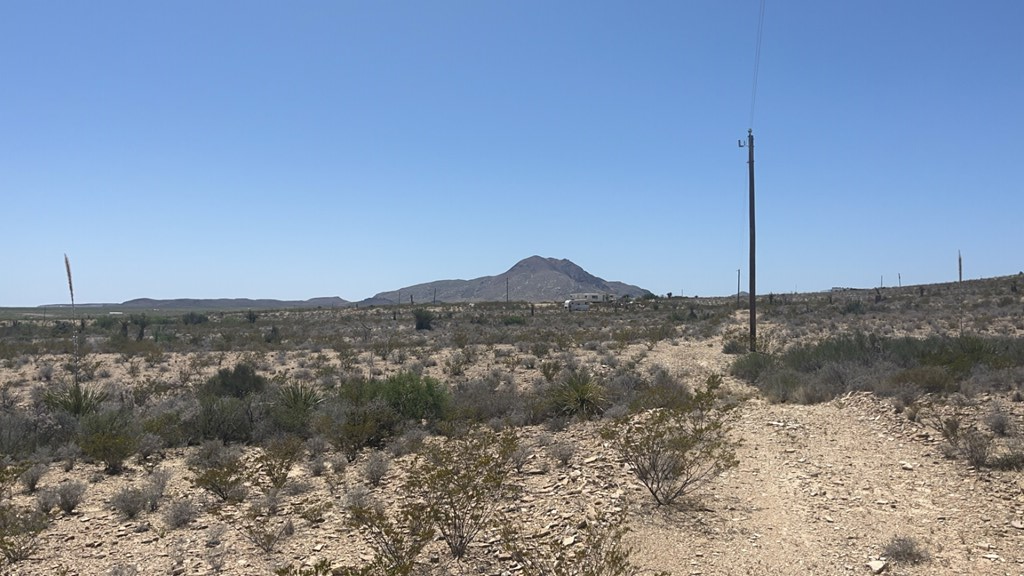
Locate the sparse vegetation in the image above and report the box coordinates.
[2,272,1024,573]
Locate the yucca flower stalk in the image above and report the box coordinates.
[64,253,79,385]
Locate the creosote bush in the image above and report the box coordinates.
[602,374,737,506]
[0,504,50,567]
[405,427,519,559]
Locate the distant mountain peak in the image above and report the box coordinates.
[368,256,650,304]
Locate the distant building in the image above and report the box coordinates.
[569,292,615,302]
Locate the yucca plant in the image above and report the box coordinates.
[549,368,607,418]
[278,383,324,413]
[43,383,108,418]
[271,383,324,436]
[47,255,107,418]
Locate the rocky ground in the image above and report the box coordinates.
[4,336,1024,576]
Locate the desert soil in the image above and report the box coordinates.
[7,338,1024,576]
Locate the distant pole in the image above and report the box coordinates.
[898,273,902,288]
[433,288,436,304]
[736,269,741,309]
[739,129,756,351]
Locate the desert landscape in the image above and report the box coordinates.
[1,267,1023,576]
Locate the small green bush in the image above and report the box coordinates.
[378,372,449,423]
[890,366,955,396]
[197,396,254,443]
[163,498,197,529]
[256,435,304,489]
[413,309,435,331]
[78,409,139,474]
[405,427,519,559]
[344,498,433,576]
[314,396,398,462]
[110,486,149,520]
[0,504,49,566]
[602,374,737,506]
[201,363,266,399]
[729,352,774,383]
[17,464,47,494]
[189,441,248,502]
[54,481,86,514]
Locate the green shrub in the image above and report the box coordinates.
[256,435,304,489]
[17,464,47,494]
[238,516,293,554]
[540,360,561,383]
[0,504,49,566]
[197,396,254,443]
[200,363,266,399]
[722,339,747,355]
[729,352,774,383]
[890,366,955,396]
[314,396,398,462]
[180,312,209,325]
[78,409,138,474]
[412,309,434,331]
[450,378,520,424]
[110,486,149,519]
[344,498,433,576]
[163,498,197,529]
[959,430,991,468]
[378,372,449,423]
[602,374,737,506]
[363,451,391,487]
[405,427,518,559]
[54,481,86,514]
[189,441,248,502]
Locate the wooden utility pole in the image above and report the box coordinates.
[739,130,756,351]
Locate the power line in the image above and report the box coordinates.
[748,0,767,130]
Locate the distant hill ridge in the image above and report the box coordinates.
[118,297,350,310]
[36,256,650,309]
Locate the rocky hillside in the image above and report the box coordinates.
[367,255,651,304]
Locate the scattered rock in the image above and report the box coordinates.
[866,559,887,573]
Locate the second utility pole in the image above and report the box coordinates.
[742,129,756,352]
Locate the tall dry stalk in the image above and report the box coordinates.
[64,253,80,384]
[958,250,964,337]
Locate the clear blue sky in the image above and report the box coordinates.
[3,2,1021,306]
